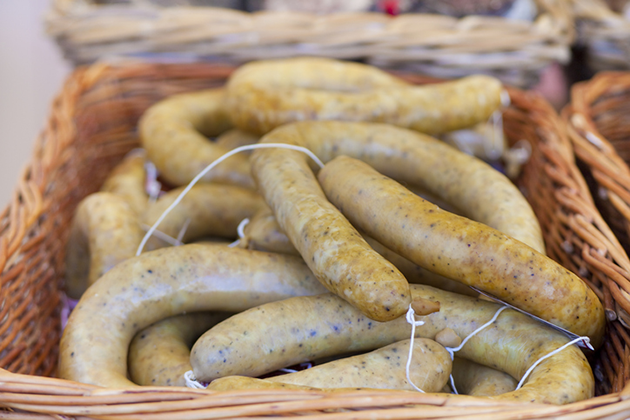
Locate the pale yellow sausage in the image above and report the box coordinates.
[452,357,517,397]
[64,192,144,299]
[266,339,451,392]
[100,151,148,216]
[59,244,328,388]
[128,312,229,387]
[227,57,503,136]
[191,284,593,404]
[141,184,265,251]
[317,156,604,345]
[139,88,253,188]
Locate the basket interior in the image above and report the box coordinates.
[1,62,629,406]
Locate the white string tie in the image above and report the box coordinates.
[228,218,250,248]
[184,370,208,389]
[144,161,162,205]
[137,143,325,256]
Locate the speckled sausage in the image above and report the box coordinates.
[317,156,604,345]
[191,284,593,404]
[64,192,145,299]
[142,184,265,251]
[252,121,544,256]
[251,144,411,322]
[139,88,253,188]
[59,244,328,388]
[100,150,148,216]
[226,57,503,136]
[452,358,517,397]
[128,312,229,387]
[264,339,451,392]
[238,208,475,297]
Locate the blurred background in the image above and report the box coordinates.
[0,1,71,207]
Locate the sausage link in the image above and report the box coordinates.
[317,156,604,345]
[227,57,502,136]
[59,244,328,388]
[266,339,451,392]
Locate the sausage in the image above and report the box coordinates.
[215,128,259,152]
[239,207,475,297]
[100,150,148,216]
[64,192,145,299]
[141,184,265,251]
[207,376,411,393]
[190,284,593,404]
[251,143,412,322]
[226,57,503,136]
[128,312,229,387]
[139,88,253,188]
[58,244,328,388]
[251,121,545,258]
[452,357,517,397]
[264,339,451,392]
[317,156,605,345]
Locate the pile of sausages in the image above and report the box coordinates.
[59,58,604,404]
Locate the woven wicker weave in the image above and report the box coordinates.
[564,72,630,332]
[1,62,630,418]
[46,0,572,88]
[572,0,630,71]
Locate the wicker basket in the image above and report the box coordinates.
[572,0,630,71]
[1,61,630,418]
[45,0,573,88]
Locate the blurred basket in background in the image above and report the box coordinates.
[46,0,573,88]
[1,60,630,417]
[572,0,630,72]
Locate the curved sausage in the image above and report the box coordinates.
[190,284,594,404]
[128,312,229,386]
[139,88,253,188]
[64,192,144,299]
[317,156,604,344]
[59,244,328,388]
[227,57,503,136]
